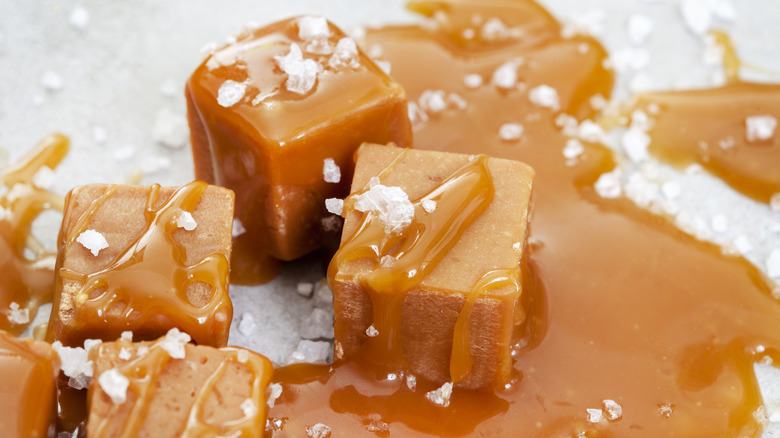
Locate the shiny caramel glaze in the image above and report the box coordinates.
[0,134,68,335]
[89,337,273,437]
[269,1,780,436]
[0,330,60,437]
[187,16,412,283]
[48,181,233,347]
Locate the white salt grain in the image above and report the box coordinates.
[321,216,341,233]
[499,123,524,142]
[98,369,129,404]
[159,79,177,97]
[113,146,135,162]
[232,218,246,237]
[297,282,314,298]
[594,169,622,199]
[661,181,682,200]
[41,71,63,92]
[238,313,257,337]
[406,374,417,391]
[52,341,94,390]
[7,302,29,325]
[746,115,777,143]
[627,14,654,45]
[158,328,191,359]
[69,6,90,31]
[118,348,132,360]
[365,325,379,337]
[602,399,623,421]
[587,408,603,423]
[577,120,606,143]
[328,37,360,70]
[275,43,321,95]
[375,60,391,75]
[418,90,448,114]
[322,158,341,183]
[77,229,109,256]
[767,249,780,279]
[528,85,560,111]
[464,73,483,89]
[325,198,343,216]
[354,183,415,234]
[622,127,651,163]
[481,17,509,41]
[658,403,674,418]
[267,383,283,408]
[563,138,585,160]
[492,59,522,89]
[217,80,247,108]
[733,235,753,255]
[152,109,189,149]
[306,423,332,438]
[240,398,257,417]
[140,155,171,173]
[175,210,197,231]
[711,214,728,233]
[313,281,334,309]
[298,16,330,41]
[425,382,453,407]
[300,308,334,340]
[32,166,55,189]
[421,199,437,214]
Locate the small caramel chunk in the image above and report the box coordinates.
[186,16,412,273]
[0,330,60,437]
[87,333,273,437]
[47,182,235,348]
[330,144,534,389]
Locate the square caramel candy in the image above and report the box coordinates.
[330,144,534,390]
[87,331,273,437]
[0,330,60,437]
[186,15,412,262]
[47,182,234,348]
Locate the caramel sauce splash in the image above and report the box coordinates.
[270,1,780,436]
[329,154,496,378]
[90,338,271,437]
[58,181,232,347]
[0,134,68,335]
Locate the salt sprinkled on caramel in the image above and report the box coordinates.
[232,218,246,237]
[328,38,360,70]
[627,14,654,45]
[240,398,257,417]
[267,383,283,408]
[306,423,332,438]
[77,229,109,256]
[365,325,379,337]
[6,302,29,325]
[528,85,560,111]
[325,198,343,216]
[298,15,331,55]
[492,59,522,89]
[498,123,524,142]
[405,374,416,391]
[52,340,100,390]
[98,368,129,405]
[217,80,247,108]
[354,181,415,234]
[602,399,623,421]
[425,382,453,407]
[463,73,483,89]
[32,166,55,189]
[175,210,197,231]
[275,43,321,94]
[658,403,674,418]
[586,408,603,423]
[158,328,191,359]
[322,158,341,183]
[238,313,256,336]
[595,169,623,199]
[745,115,777,143]
[421,199,437,213]
[563,138,585,161]
[297,282,314,298]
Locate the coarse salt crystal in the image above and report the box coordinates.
[306,423,331,438]
[69,6,90,31]
[661,181,682,199]
[421,199,437,213]
[563,138,585,160]
[375,60,392,75]
[141,155,171,173]
[313,281,333,308]
[158,328,191,359]
[160,79,177,97]
[578,120,606,143]
[32,166,55,189]
[745,115,777,143]
[52,341,95,390]
[425,382,453,407]
[658,403,674,418]
[98,369,129,404]
[408,101,429,132]
[499,123,524,142]
[767,249,780,279]
[240,398,257,417]
[267,383,283,408]
[367,418,390,433]
[328,37,360,70]
[354,183,415,234]
[275,43,321,95]
[322,158,341,183]
[711,214,728,233]
[627,14,654,45]
[217,80,247,108]
[238,313,256,337]
[528,85,560,111]
[236,349,249,364]
[480,17,509,41]
[152,109,189,149]
[298,16,330,41]
[492,59,522,89]
[594,169,622,199]
[602,399,623,421]
[7,302,29,325]
[232,218,246,237]
[297,282,314,298]
[300,308,334,340]
[365,325,379,337]
[289,340,331,364]
[586,408,603,423]
[622,127,651,163]
[175,210,197,231]
[325,198,343,216]
[464,73,483,89]
[41,71,63,92]
[118,348,132,360]
[77,229,109,256]
[418,90,448,114]
[406,374,417,391]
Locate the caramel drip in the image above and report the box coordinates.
[0,134,69,334]
[329,155,495,374]
[59,181,231,346]
[709,30,740,83]
[92,340,269,437]
[450,268,520,383]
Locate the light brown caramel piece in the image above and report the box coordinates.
[0,330,60,437]
[330,144,534,389]
[88,336,273,438]
[186,16,412,283]
[47,182,234,348]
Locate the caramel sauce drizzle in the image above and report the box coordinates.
[0,134,69,335]
[92,339,269,437]
[59,181,231,346]
[329,154,497,380]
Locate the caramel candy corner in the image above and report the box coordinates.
[186,15,412,263]
[0,330,60,437]
[330,144,534,390]
[47,182,235,348]
[87,334,273,437]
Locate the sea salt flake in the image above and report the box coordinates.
[408,101,429,132]
[627,14,654,45]
[267,383,283,408]
[41,71,63,92]
[325,198,344,216]
[406,374,417,391]
[578,120,606,143]
[159,328,191,359]
[611,47,650,72]
[300,308,334,340]
[98,369,129,404]
[528,85,560,111]
[754,405,770,426]
[275,43,321,95]
[354,184,415,234]
[118,348,132,360]
[602,399,623,421]
[313,281,333,308]
[421,199,437,213]
[306,423,331,438]
[69,6,90,31]
[7,302,29,325]
[622,127,651,163]
[711,214,728,233]
[367,418,390,433]
[480,17,509,41]
[322,158,341,183]
[298,16,330,41]
[745,115,777,143]
[113,146,134,162]
[499,123,524,142]
[661,181,682,199]
[159,79,177,97]
[238,313,256,337]
[586,408,603,423]
[32,166,55,189]
[152,109,189,149]
[419,90,448,114]
[464,73,483,89]
[240,398,257,417]
[375,60,391,75]
[328,37,360,70]
[365,325,379,337]
[425,382,453,407]
[77,229,109,256]
[52,341,94,390]
[175,210,197,231]
[289,340,331,364]
[767,249,780,279]
[492,59,522,89]
[563,138,585,160]
[321,216,341,233]
[658,403,674,418]
[594,169,622,199]
[232,218,246,237]
[297,282,314,298]
[217,80,247,108]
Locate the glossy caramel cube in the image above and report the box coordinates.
[186,16,412,265]
[0,331,59,437]
[47,182,234,348]
[87,333,273,437]
[330,144,534,390]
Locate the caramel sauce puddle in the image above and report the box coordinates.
[270,1,780,437]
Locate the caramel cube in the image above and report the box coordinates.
[0,330,60,437]
[330,144,534,390]
[87,332,273,437]
[186,15,412,263]
[47,182,234,348]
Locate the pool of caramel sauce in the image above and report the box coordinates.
[269,2,780,437]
